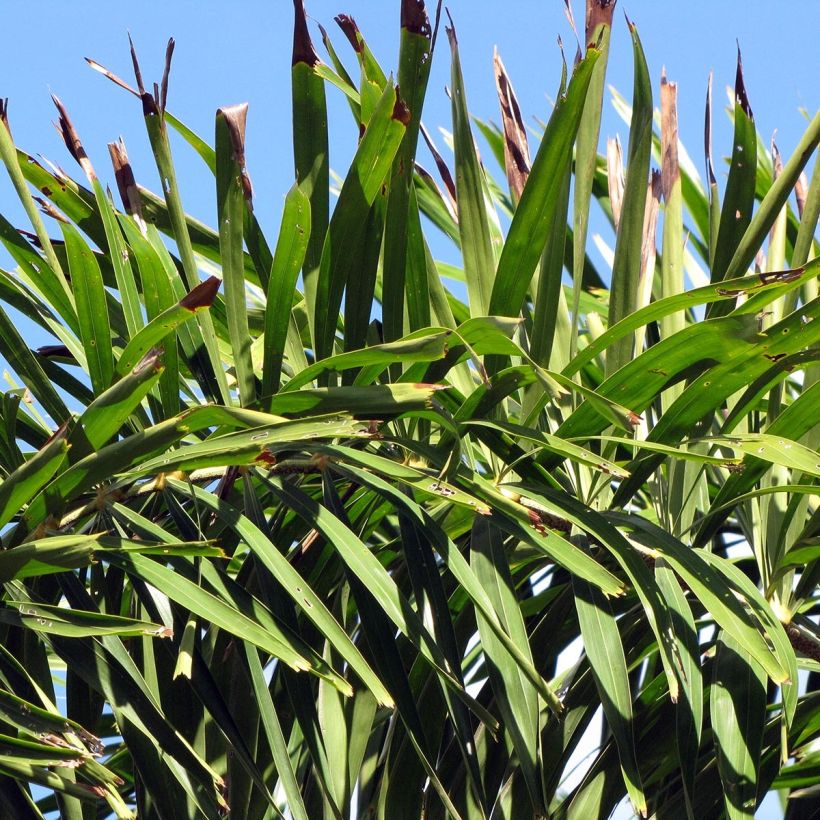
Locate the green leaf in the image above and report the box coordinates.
[0,533,219,582]
[0,761,102,805]
[0,306,71,426]
[655,558,702,814]
[472,518,544,814]
[605,21,652,377]
[90,178,143,339]
[511,484,680,700]
[130,413,369,475]
[262,184,310,396]
[268,383,442,418]
[573,577,646,817]
[105,551,350,689]
[489,48,600,319]
[215,103,255,406]
[70,348,164,461]
[0,113,73,320]
[711,630,767,819]
[443,472,624,597]
[771,752,820,790]
[382,1,434,343]
[263,475,481,706]
[611,514,791,685]
[0,602,171,639]
[565,261,819,378]
[242,643,310,820]
[60,223,113,394]
[313,81,409,362]
[164,477,394,708]
[446,17,497,316]
[282,328,449,391]
[292,0,329,350]
[0,733,90,767]
[134,51,231,405]
[463,419,629,478]
[697,550,798,723]
[700,434,820,477]
[0,427,68,531]
[572,4,616,358]
[709,51,757,296]
[331,458,557,718]
[115,276,220,377]
[721,94,820,285]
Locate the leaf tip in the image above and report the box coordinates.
[585,0,617,45]
[734,43,753,119]
[444,8,457,45]
[133,347,164,376]
[180,276,221,311]
[292,0,320,67]
[335,13,363,53]
[392,86,411,126]
[401,0,431,37]
[51,95,96,182]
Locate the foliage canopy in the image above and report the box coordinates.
[0,1,818,818]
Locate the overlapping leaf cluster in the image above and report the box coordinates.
[0,1,817,817]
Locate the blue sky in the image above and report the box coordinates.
[1,0,817,274]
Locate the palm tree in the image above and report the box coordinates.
[0,1,817,817]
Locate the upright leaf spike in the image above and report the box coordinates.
[570,1,616,365]
[292,0,329,353]
[604,15,652,378]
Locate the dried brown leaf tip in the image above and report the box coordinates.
[108,138,144,223]
[660,70,679,202]
[401,0,431,36]
[36,344,73,359]
[734,45,753,119]
[640,170,662,284]
[18,229,43,248]
[392,86,411,126]
[45,419,70,446]
[444,8,457,47]
[133,347,164,376]
[757,266,804,286]
[415,162,456,218]
[85,58,139,97]
[127,34,174,118]
[571,40,582,70]
[606,135,624,232]
[419,122,456,204]
[51,95,96,182]
[770,134,783,181]
[494,49,530,203]
[160,38,175,114]
[0,98,9,133]
[34,197,69,224]
[586,0,616,46]
[128,33,146,96]
[563,0,578,38]
[795,171,808,218]
[704,70,716,186]
[292,0,319,67]
[335,14,363,53]
[218,103,254,207]
[180,275,221,311]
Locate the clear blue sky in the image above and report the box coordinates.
[1,0,817,269]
